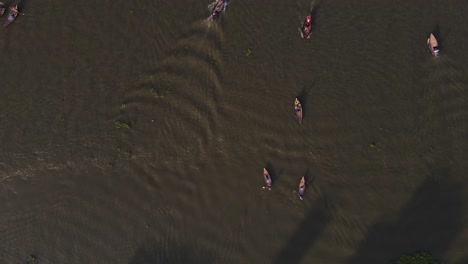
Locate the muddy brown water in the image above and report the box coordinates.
[1,0,467,263]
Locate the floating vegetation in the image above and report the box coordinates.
[245,47,253,57]
[391,251,441,264]
[28,254,37,263]
[368,141,383,152]
[115,145,132,160]
[149,87,167,98]
[115,120,132,129]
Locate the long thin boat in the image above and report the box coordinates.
[4,5,18,27]
[298,176,306,200]
[0,2,6,17]
[263,168,272,190]
[210,0,226,21]
[427,33,439,57]
[294,98,303,124]
[300,15,312,39]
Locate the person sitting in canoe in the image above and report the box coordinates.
[8,6,17,17]
[265,176,271,187]
[211,2,224,19]
[294,99,301,111]
[212,10,220,20]
[305,16,311,26]
[303,16,311,30]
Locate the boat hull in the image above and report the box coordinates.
[300,26,312,39]
[263,168,272,190]
[294,98,303,124]
[298,176,305,200]
[427,33,439,57]
[210,0,225,21]
[300,16,312,39]
[4,5,18,27]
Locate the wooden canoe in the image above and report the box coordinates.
[4,5,18,27]
[0,2,6,17]
[294,98,303,124]
[298,176,306,200]
[263,168,272,190]
[427,33,439,57]
[210,0,225,21]
[300,15,312,39]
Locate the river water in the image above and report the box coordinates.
[1,0,467,263]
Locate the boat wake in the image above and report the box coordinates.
[420,56,467,165]
[116,18,226,169]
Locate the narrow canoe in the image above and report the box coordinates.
[294,98,303,124]
[210,0,225,21]
[4,5,18,27]
[300,15,312,39]
[427,33,439,57]
[298,176,306,200]
[263,168,272,190]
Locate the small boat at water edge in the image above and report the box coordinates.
[427,33,439,57]
[294,98,303,124]
[300,15,312,39]
[263,168,272,190]
[210,0,226,21]
[4,5,18,27]
[0,2,6,17]
[298,176,306,200]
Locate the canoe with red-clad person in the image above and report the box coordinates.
[300,15,312,39]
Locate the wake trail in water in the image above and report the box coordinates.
[420,55,467,171]
[112,12,228,198]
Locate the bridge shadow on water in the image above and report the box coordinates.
[347,167,464,264]
[274,199,331,264]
